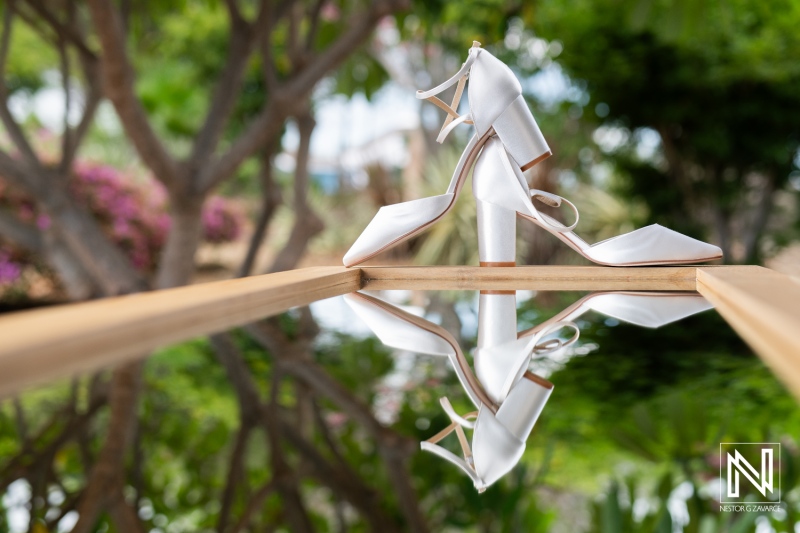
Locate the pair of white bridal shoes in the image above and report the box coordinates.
[343,43,722,267]
[345,290,713,491]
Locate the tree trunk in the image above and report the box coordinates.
[712,205,733,263]
[742,173,776,264]
[42,231,100,300]
[155,197,204,289]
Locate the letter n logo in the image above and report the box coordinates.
[720,443,781,503]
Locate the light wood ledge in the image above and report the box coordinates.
[0,266,359,397]
[360,265,700,290]
[696,266,800,398]
[0,264,797,399]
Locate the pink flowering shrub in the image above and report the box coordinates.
[70,163,172,271]
[0,251,21,286]
[0,162,245,286]
[202,196,243,243]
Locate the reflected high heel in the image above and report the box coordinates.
[344,291,493,408]
[518,291,714,338]
[343,42,551,267]
[345,290,576,491]
[421,375,553,492]
[473,136,724,266]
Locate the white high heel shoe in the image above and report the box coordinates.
[473,136,724,266]
[344,291,576,491]
[343,42,551,267]
[517,291,714,340]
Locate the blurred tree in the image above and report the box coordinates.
[0,0,408,530]
[534,0,800,263]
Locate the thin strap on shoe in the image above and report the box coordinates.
[496,143,579,232]
[529,189,580,233]
[426,398,477,455]
[531,320,580,354]
[417,42,481,143]
[436,112,473,144]
[440,397,477,429]
[499,320,579,401]
[420,441,484,490]
[416,42,481,99]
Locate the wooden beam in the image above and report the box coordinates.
[696,266,800,398]
[0,267,360,397]
[361,265,700,290]
[2,264,798,400]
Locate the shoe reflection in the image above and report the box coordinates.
[345,290,711,492]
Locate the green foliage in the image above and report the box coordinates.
[134,2,228,139]
[530,0,800,261]
[2,14,57,94]
[403,0,523,51]
[332,51,390,100]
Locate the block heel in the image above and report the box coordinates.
[477,199,516,266]
[492,94,552,170]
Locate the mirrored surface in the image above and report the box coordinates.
[293,288,795,530]
[5,288,799,532]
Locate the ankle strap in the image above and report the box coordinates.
[417,42,482,143]
[416,42,481,100]
[439,397,477,429]
[423,398,479,472]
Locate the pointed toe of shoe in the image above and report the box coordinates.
[587,224,723,266]
[342,246,363,267]
[342,194,455,267]
[703,242,724,261]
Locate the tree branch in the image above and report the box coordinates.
[0,209,42,252]
[238,143,282,277]
[212,327,409,532]
[247,320,391,442]
[223,0,246,27]
[228,477,280,533]
[264,369,316,533]
[0,381,108,494]
[58,0,73,174]
[23,0,96,62]
[70,361,143,533]
[85,0,179,191]
[199,100,285,193]
[0,149,41,192]
[278,0,407,100]
[273,406,401,533]
[304,0,325,52]
[209,333,260,533]
[107,490,147,533]
[0,3,41,168]
[217,424,252,533]
[12,397,29,449]
[268,106,323,273]
[185,10,257,181]
[62,63,101,170]
[248,318,428,532]
[199,0,408,192]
